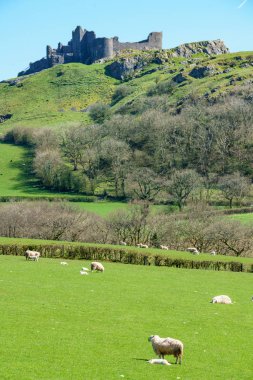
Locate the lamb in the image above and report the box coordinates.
[210,295,232,304]
[186,247,199,255]
[147,358,171,366]
[148,335,183,364]
[90,262,104,272]
[25,249,40,261]
[160,245,169,250]
[60,261,68,265]
[80,270,89,275]
[120,241,127,246]
[210,250,216,256]
[82,267,90,271]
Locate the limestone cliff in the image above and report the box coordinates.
[105,39,229,80]
[170,39,229,57]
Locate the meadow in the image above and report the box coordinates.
[0,255,252,380]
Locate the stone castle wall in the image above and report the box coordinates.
[18,26,163,76]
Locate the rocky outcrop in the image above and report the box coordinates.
[106,39,229,80]
[172,73,188,83]
[0,114,12,123]
[105,56,148,80]
[171,39,229,58]
[189,65,217,79]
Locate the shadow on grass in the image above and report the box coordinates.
[8,146,46,195]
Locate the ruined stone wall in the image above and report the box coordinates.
[18,57,49,76]
[18,27,163,76]
[113,32,162,52]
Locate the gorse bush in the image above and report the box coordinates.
[111,85,134,105]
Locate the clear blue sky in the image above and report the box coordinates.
[0,0,252,80]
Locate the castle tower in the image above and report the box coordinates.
[46,45,53,59]
[91,37,114,61]
[147,32,163,49]
[72,26,85,61]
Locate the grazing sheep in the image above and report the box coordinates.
[120,241,127,246]
[147,359,171,366]
[25,249,40,261]
[137,243,149,248]
[210,250,216,256]
[91,262,104,272]
[210,295,232,304]
[160,245,169,250]
[186,247,199,255]
[148,335,183,364]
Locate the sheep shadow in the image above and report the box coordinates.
[133,358,149,362]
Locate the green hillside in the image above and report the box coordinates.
[0,63,118,130]
[1,50,253,132]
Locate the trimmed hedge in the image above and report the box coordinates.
[0,244,252,273]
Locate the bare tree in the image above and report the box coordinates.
[61,126,86,171]
[167,169,201,210]
[217,172,251,208]
[33,149,70,190]
[206,219,253,257]
[126,167,164,201]
[101,138,131,197]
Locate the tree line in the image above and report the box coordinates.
[3,92,253,208]
[0,200,252,257]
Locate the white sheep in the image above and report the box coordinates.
[91,262,104,272]
[210,250,216,256]
[147,358,171,366]
[160,245,169,250]
[25,249,40,261]
[137,243,149,248]
[148,335,183,364]
[120,241,127,246]
[210,295,232,304]
[186,247,199,255]
[60,261,68,265]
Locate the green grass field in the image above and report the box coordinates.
[229,213,253,224]
[0,255,252,380]
[0,141,71,197]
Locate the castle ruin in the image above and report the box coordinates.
[18,26,162,76]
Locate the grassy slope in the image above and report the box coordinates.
[0,63,118,131]
[1,51,253,133]
[0,255,252,380]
